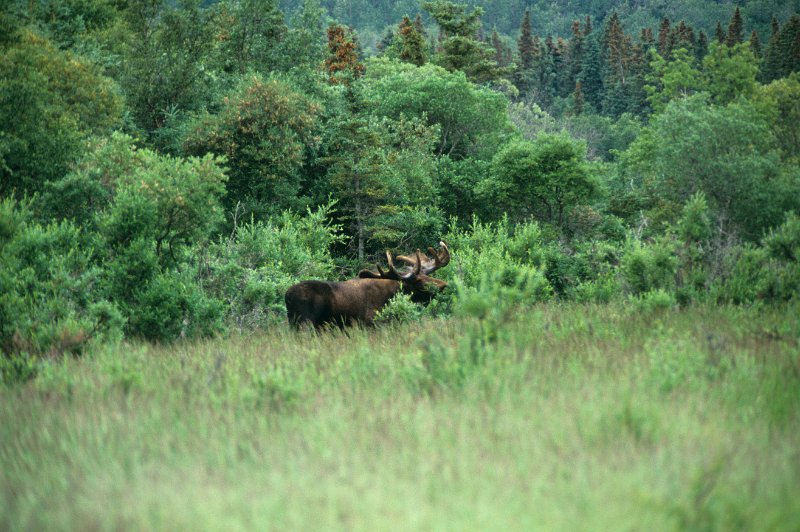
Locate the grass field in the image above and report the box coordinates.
[2,303,799,530]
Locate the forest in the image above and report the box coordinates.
[1,0,800,527]
[2,0,799,357]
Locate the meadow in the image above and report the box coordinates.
[2,303,799,530]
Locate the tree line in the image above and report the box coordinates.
[1,0,799,369]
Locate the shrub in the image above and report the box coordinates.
[374,293,423,325]
[620,237,678,295]
[199,202,343,329]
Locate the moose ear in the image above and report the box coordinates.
[358,269,382,279]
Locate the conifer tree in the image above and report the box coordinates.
[696,31,709,62]
[515,8,536,96]
[324,24,364,85]
[715,21,725,44]
[657,17,671,57]
[750,30,762,58]
[726,7,744,47]
[423,0,504,83]
[567,20,586,92]
[572,80,584,115]
[491,28,504,66]
[580,32,604,112]
[397,15,427,66]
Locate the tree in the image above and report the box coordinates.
[622,94,794,240]
[0,30,123,196]
[212,0,286,75]
[753,73,800,163]
[726,7,744,47]
[118,0,215,144]
[364,60,510,160]
[703,42,759,105]
[481,133,598,227]
[423,0,505,83]
[183,74,321,220]
[397,15,427,66]
[323,88,441,259]
[645,47,702,114]
[324,24,364,85]
[515,8,536,96]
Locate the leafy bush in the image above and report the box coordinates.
[199,202,344,329]
[620,237,678,295]
[713,213,800,304]
[374,293,423,325]
[0,198,123,359]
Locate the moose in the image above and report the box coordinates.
[285,242,450,329]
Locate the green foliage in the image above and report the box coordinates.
[622,94,794,240]
[199,202,343,329]
[184,74,320,220]
[0,30,123,195]
[117,0,216,141]
[483,133,598,226]
[752,73,800,163]
[645,47,703,114]
[702,42,760,104]
[620,238,678,295]
[0,198,123,359]
[363,59,511,160]
[374,292,423,325]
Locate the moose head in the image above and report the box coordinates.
[285,242,450,329]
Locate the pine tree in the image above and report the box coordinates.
[749,30,761,58]
[696,31,709,62]
[491,28,504,66]
[423,0,504,83]
[398,15,426,66]
[604,12,629,85]
[517,9,535,72]
[572,80,584,115]
[567,20,585,91]
[584,15,592,36]
[580,32,604,112]
[640,27,654,49]
[515,8,536,96]
[726,7,744,47]
[324,24,364,85]
[658,17,671,57]
[715,21,725,44]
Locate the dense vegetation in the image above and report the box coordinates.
[2,0,799,362]
[2,0,799,526]
[3,306,800,529]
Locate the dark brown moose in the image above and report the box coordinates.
[285,242,450,329]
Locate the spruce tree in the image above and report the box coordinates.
[715,21,725,44]
[398,16,427,66]
[749,30,761,58]
[515,8,536,96]
[657,17,671,57]
[580,32,604,112]
[696,31,709,63]
[572,80,584,115]
[726,7,744,47]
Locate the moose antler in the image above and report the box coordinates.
[397,241,450,275]
[358,242,449,281]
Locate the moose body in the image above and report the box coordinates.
[285,242,450,329]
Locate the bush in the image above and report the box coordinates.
[374,293,423,325]
[0,199,124,359]
[620,237,678,295]
[199,202,344,329]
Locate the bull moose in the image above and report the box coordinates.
[285,242,450,328]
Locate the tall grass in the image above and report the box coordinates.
[2,303,799,530]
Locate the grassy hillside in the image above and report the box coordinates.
[2,303,799,530]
